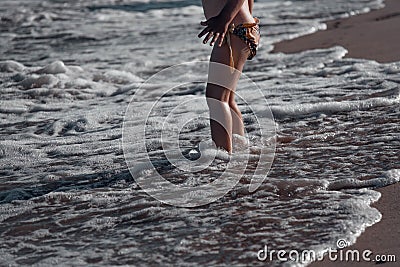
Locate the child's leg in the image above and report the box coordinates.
[229,92,245,136]
[206,34,250,152]
[229,35,250,136]
[206,55,233,152]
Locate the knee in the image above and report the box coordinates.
[228,93,238,108]
[228,99,237,110]
[205,84,230,103]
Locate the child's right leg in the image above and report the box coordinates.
[206,34,250,152]
[229,92,245,136]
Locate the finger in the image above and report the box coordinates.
[218,32,226,47]
[203,31,213,44]
[198,26,210,38]
[210,33,220,46]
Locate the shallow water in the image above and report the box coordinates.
[1,0,399,266]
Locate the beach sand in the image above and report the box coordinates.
[272,0,400,63]
[273,0,400,265]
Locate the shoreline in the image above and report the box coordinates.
[272,0,400,63]
[311,185,399,266]
[272,0,400,265]
[309,183,400,267]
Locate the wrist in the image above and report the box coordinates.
[218,10,234,25]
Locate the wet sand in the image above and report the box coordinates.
[272,0,400,63]
[272,0,400,265]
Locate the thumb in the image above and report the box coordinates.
[200,20,208,26]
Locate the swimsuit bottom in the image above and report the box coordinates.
[226,17,260,68]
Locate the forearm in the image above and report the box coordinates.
[219,0,246,24]
[249,0,254,14]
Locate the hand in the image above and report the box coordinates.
[198,15,230,47]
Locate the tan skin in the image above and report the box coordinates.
[199,0,255,153]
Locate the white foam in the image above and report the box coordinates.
[1,60,134,100]
[94,70,143,84]
[35,61,69,74]
[0,60,25,72]
[232,133,250,152]
[328,170,400,190]
[18,74,59,89]
[271,96,400,119]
